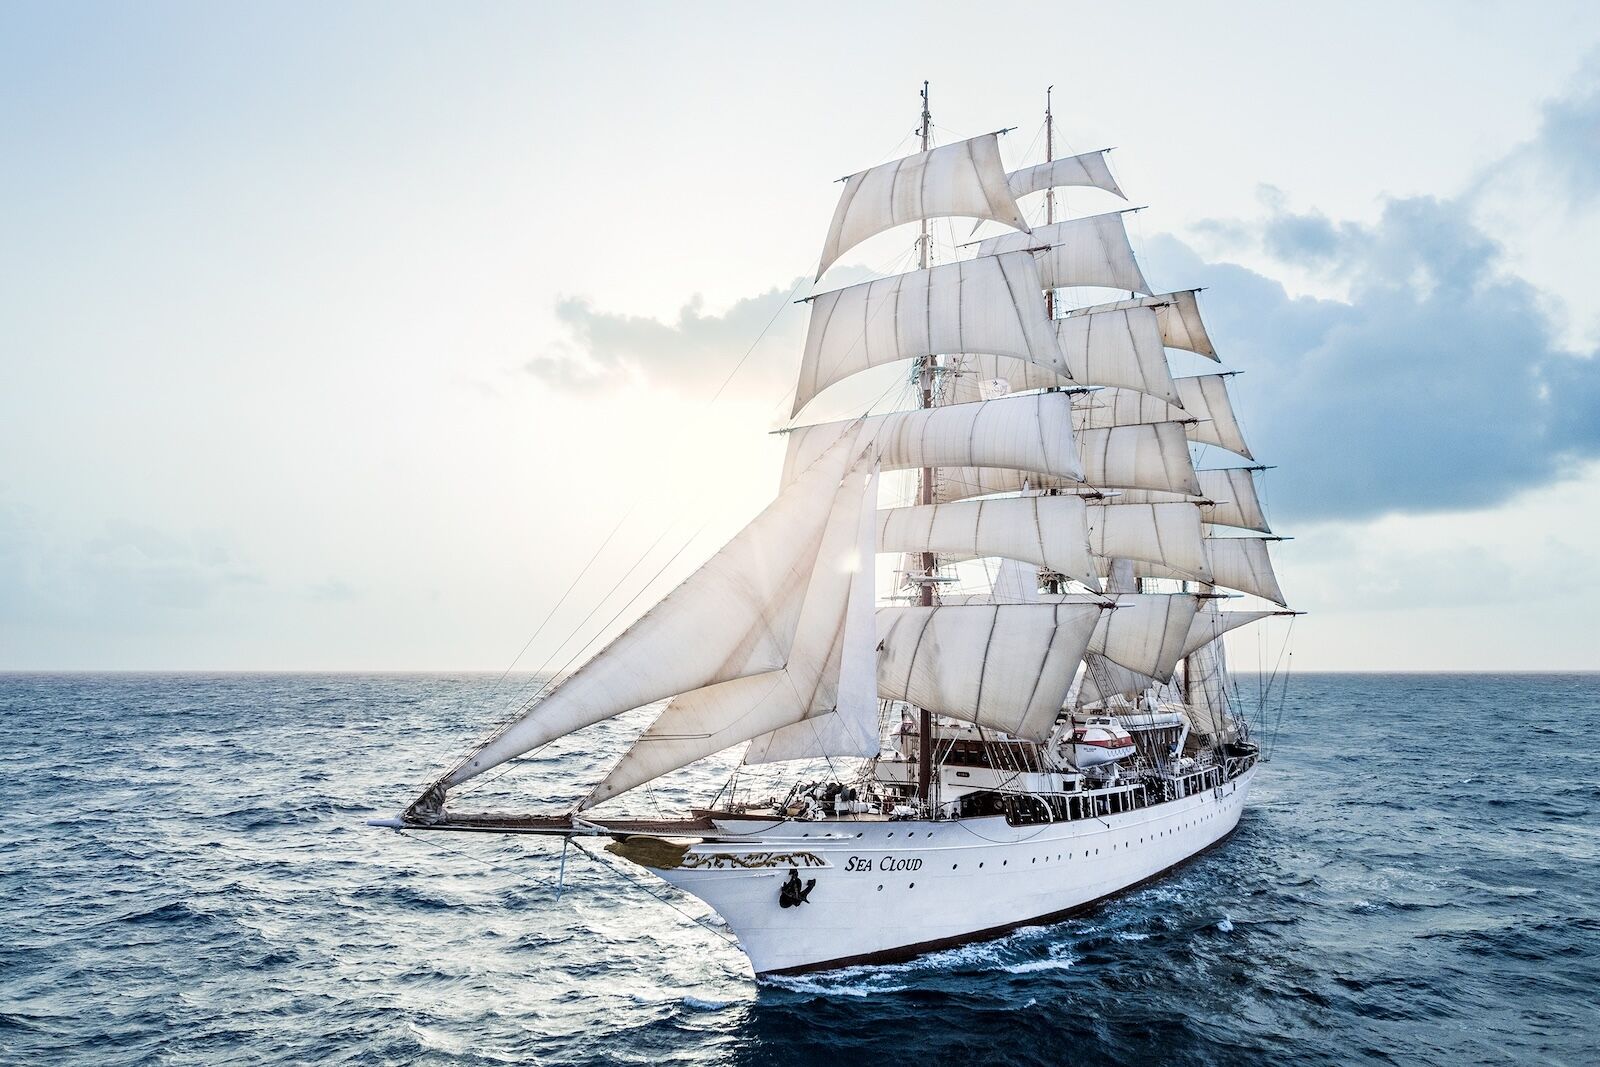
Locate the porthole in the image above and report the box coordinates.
[909,882,916,889]
[877,884,883,891]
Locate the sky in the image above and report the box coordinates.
[3,1,1599,672]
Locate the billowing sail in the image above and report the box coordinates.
[1078,652,1159,707]
[781,393,1084,487]
[934,307,1177,412]
[931,422,1200,501]
[1067,289,1217,359]
[582,463,880,805]
[1089,593,1198,679]
[1057,306,1179,402]
[1050,592,1199,680]
[877,603,1105,742]
[1175,374,1252,460]
[1181,604,1288,659]
[1007,150,1125,200]
[1198,467,1270,532]
[793,251,1065,416]
[876,495,1099,589]
[1078,422,1202,496]
[440,438,863,790]
[1073,386,1185,431]
[1127,536,1288,606]
[818,133,1029,279]
[1183,638,1234,737]
[1085,501,1210,580]
[976,212,1151,294]
[1113,467,1272,534]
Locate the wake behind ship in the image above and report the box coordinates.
[372,85,1299,976]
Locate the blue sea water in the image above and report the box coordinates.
[1,671,1596,1066]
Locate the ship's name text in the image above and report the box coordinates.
[843,856,923,873]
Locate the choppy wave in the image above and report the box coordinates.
[1,671,1596,1065]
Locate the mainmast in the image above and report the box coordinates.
[915,80,936,808]
[1043,86,1056,320]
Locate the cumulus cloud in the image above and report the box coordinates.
[526,280,811,396]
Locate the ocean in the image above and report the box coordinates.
[1,672,1595,1066]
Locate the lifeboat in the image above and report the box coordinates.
[1066,715,1136,770]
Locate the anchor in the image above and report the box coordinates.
[778,867,815,908]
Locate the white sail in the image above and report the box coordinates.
[794,251,1066,416]
[583,465,881,805]
[975,212,1152,294]
[817,132,1029,280]
[1091,593,1198,679]
[932,466,1065,504]
[441,438,862,790]
[1078,422,1202,496]
[1066,289,1218,359]
[1183,637,1234,737]
[781,393,1084,487]
[1073,386,1185,432]
[1050,592,1199,681]
[1078,652,1159,707]
[1007,150,1125,200]
[1057,306,1179,402]
[877,603,1105,742]
[1085,501,1210,581]
[1128,536,1287,607]
[991,557,1043,602]
[876,496,1099,589]
[1113,467,1272,534]
[941,303,1179,407]
[1175,374,1252,460]
[931,422,1199,502]
[1199,467,1271,532]
[1180,604,1287,660]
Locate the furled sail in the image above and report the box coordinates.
[1007,150,1125,201]
[439,438,863,790]
[1175,374,1252,459]
[793,251,1065,416]
[1126,536,1287,606]
[876,496,1099,590]
[817,132,1029,280]
[1066,289,1217,359]
[975,212,1152,294]
[1085,501,1210,581]
[877,603,1105,742]
[781,392,1085,487]
[582,464,881,805]
[1077,422,1202,496]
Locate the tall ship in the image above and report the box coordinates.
[374,86,1299,977]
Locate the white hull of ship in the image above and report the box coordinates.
[641,765,1256,975]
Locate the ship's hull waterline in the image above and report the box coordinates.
[622,766,1255,975]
